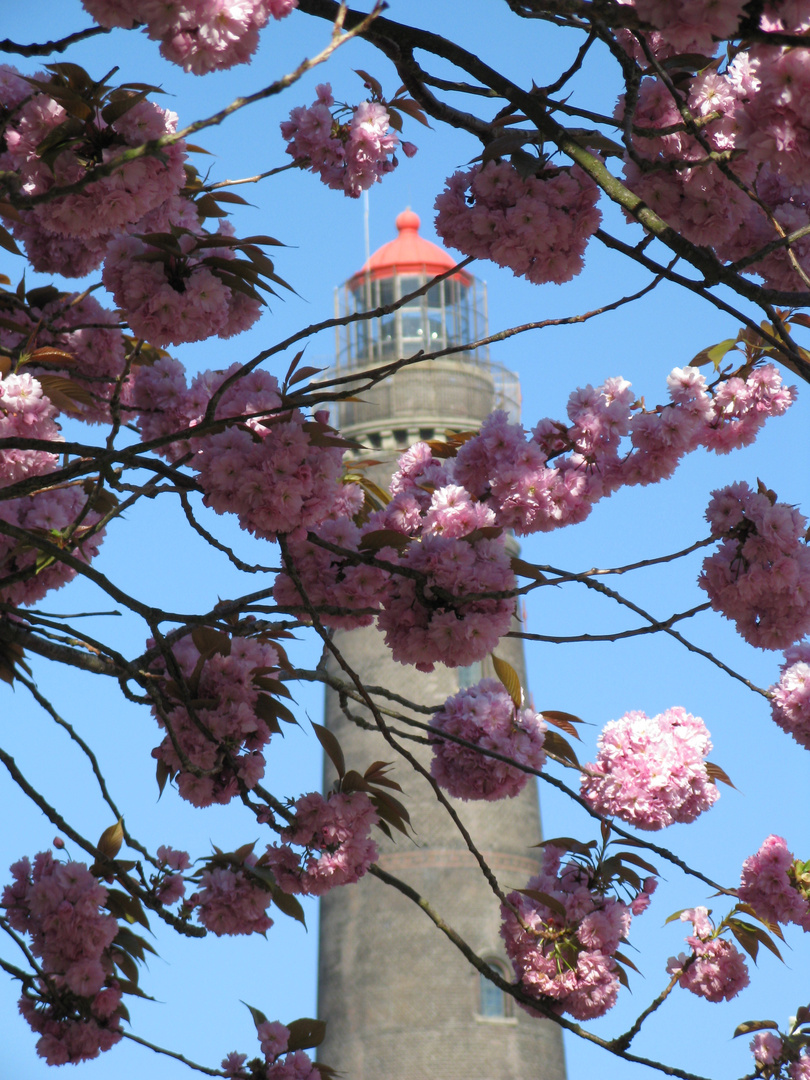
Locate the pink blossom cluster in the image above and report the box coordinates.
[435,159,602,285]
[580,707,719,830]
[750,1036,810,1080]
[281,84,405,198]
[0,67,186,272]
[376,531,516,671]
[500,845,653,1020]
[82,0,297,74]
[770,643,810,750]
[133,360,347,540]
[102,225,262,347]
[192,858,273,936]
[0,370,62,488]
[752,1031,785,1069]
[617,38,810,290]
[0,370,105,606]
[619,0,747,55]
[429,678,547,800]
[1,292,132,425]
[273,442,516,669]
[149,631,281,807]
[738,835,810,929]
[275,361,792,672]
[272,514,387,629]
[2,852,124,1064]
[0,483,106,607]
[222,1020,320,1080]
[699,481,810,650]
[264,791,378,896]
[666,907,749,1002]
[449,365,794,537]
[154,845,190,906]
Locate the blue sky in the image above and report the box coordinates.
[2,4,810,1079]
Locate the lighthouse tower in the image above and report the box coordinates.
[317,211,567,1080]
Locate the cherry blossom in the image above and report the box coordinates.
[264,791,378,896]
[699,482,810,650]
[435,159,602,285]
[500,845,651,1020]
[770,643,810,750]
[149,630,281,807]
[666,907,749,1002]
[193,858,274,936]
[0,67,186,270]
[133,361,348,540]
[429,679,547,800]
[282,84,403,198]
[580,707,719,830]
[738,835,810,929]
[82,0,297,74]
[0,292,131,424]
[2,852,124,1064]
[620,0,747,55]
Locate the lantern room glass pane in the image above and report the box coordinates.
[399,275,421,299]
[401,311,425,342]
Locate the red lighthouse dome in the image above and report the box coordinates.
[349,209,472,288]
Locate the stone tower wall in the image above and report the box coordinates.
[316,214,567,1080]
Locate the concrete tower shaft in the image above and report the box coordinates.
[317,212,567,1080]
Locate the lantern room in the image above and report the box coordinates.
[333,210,519,451]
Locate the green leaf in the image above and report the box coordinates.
[733,1020,780,1038]
[242,1001,269,1030]
[38,374,97,411]
[270,883,307,926]
[728,921,760,962]
[664,908,691,925]
[688,338,737,369]
[491,654,522,709]
[208,190,251,206]
[111,947,140,984]
[97,818,124,859]
[101,89,148,125]
[510,556,547,582]
[286,1018,327,1052]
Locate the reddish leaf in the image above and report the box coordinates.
[515,888,567,919]
[540,711,584,740]
[312,722,345,779]
[543,731,579,766]
[704,761,736,788]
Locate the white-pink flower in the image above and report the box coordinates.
[581,707,719,830]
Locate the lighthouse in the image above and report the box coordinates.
[316,211,568,1080]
